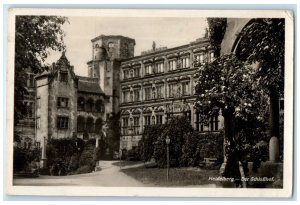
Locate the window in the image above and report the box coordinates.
[77,97,85,111]
[210,114,219,131]
[168,84,177,98]
[130,91,134,102]
[57,116,69,129]
[59,72,68,82]
[145,64,152,75]
[134,89,140,101]
[181,57,190,68]
[156,84,164,99]
[156,115,163,124]
[95,100,103,112]
[155,62,164,73]
[133,116,140,135]
[168,60,177,71]
[37,97,41,108]
[123,70,129,79]
[86,117,94,133]
[133,67,141,77]
[182,81,190,96]
[145,87,152,100]
[77,116,85,132]
[195,113,219,132]
[144,116,151,127]
[36,117,41,129]
[86,98,94,112]
[95,118,103,133]
[123,90,130,103]
[57,97,69,108]
[122,117,129,135]
[24,102,34,118]
[130,69,134,78]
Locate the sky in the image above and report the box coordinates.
[45,16,207,76]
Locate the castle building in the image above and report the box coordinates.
[33,34,225,166]
[119,37,224,151]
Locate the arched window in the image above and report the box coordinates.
[86,98,94,112]
[86,117,94,133]
[77,116,85,132]
[78,97,85,111]
[95,100,103,113]
[95,118,103,134]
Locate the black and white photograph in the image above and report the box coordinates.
[5,9,294,197]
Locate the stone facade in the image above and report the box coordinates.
[119,37,224,151]
[35,53,107,167]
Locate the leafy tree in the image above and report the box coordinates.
[207,18,227,57]
[236,18,285,148]
[195,54,266,179]
[105,112,121,157]
[14,16,68,124]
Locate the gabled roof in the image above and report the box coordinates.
[77,76,104,95]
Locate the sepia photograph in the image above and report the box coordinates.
[5,8,294,197]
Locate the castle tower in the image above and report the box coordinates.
[87,35,135,115]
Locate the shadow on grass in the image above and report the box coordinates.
[121,166,222,187]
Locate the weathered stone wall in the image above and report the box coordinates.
[48,71,77,139]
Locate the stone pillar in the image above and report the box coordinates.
[96,137,99,147]
[40,136,47,168]
[269,136,279,162]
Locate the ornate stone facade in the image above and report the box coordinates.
[119,37,224,151]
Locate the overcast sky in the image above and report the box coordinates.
[45,16,207,76]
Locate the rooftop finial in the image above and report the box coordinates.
[152,41,156,51]
[204,28,209,38]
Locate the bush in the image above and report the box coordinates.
[13,147,41,173]
[75,165,94,174]
[127,147,141,161]
[153,116,193,168]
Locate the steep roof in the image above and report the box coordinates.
[77,76,104,95]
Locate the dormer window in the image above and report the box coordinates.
[59,72,68,82]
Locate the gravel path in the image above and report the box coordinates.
[13,161,147,187]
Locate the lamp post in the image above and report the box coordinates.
[165,135,171,181]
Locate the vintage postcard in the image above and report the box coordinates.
[6,8,294,197]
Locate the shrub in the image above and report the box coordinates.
[75,165,94,174]
[13,147,41,172]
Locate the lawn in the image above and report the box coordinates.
[121,166,222,187]
[112,160,144,167]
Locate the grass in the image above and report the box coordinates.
[121,166,221,187]
[112,160,144,167]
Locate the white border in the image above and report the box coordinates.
[6,8,294,198]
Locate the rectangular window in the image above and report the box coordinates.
[156,115,163,124]
[145,64,152,75]
[57,116,69,129]
[144,116,151,126]
[57,97,69,108]
[168,84,177,98]
[133,67,140,77]
[59,72,68,82]
[123,90,130,103]
[37,97,41,108]
[181,57,190,68]
[182,81,190,96]
[134,89,140,101]
[155,62,164,73]
[168,60,177,71]
[36,117,40,129]
[156,84,164,99]
[210,115,219,131]
[122,117,129,135]
[133,116,140,135]
[145,87,152,100]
